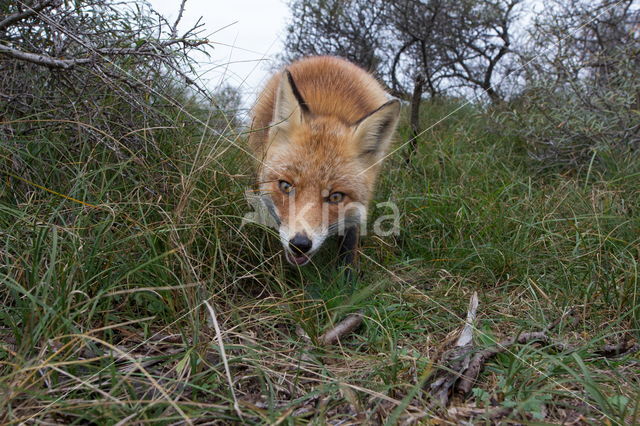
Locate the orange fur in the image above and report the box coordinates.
[248,56,400,265]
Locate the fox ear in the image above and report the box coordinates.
[353,99,401,160]
[272,70,309,130]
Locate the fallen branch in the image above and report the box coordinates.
[318,311,364,346]
[591,341,639,359]
[428,292,478,406]
[427,303,638,411]
[427,304,572,406]
[455,331,559,397]
[453,309,578,399]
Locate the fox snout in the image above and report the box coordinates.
[279,223,328,266]
[289,233,313,254]
[284,232,314,266]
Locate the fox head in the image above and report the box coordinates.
[258,70,400,266]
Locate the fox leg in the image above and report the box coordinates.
[338,226,359,280]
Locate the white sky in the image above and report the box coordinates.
[149,0,290,107]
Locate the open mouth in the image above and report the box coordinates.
[285,250,311,266]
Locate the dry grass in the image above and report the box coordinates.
[1,95,638,424]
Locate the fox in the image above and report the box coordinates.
[248,56,400,273]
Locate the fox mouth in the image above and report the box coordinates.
[285,250,312,266]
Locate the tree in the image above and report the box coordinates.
[283,0,390,74]
[283,0,524,159]
[436,0,521,103]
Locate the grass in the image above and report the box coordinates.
[1,96,639,424]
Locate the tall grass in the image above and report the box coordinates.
[1,93,638,423]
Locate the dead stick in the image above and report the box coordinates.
[449,405,514,420]
[455,332,552,396]
[318,311,364,346]
[591,341,639,358]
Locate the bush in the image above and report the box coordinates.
[0,0,216,202]
[504,50,639,169]
[499,0,640,170]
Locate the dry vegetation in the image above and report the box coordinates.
[1,0,639,424]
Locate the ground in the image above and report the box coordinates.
[1,100,638,424]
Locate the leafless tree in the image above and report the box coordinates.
[436,0,522,103]
[386,0,448,149]
[283,0,390,74]
[283,0,524,161]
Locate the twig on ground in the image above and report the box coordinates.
[591,341,639,359]
[318,311,364,346]
[455,331,559,397]
[428,292,478,406]
[427,302,638,410]
[456,292,479,347]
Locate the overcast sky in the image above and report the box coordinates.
[149,0,290,108]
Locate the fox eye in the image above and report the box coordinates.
[279,180,293,194]
[327,192,345,204]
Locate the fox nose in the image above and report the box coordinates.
[289,234,312,254]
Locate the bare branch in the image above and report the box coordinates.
[171,0,188,39]
[0,43,93,68]
[0,0,61,31]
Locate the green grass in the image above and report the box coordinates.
[1,98,638,424]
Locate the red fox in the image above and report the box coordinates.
[249,56,400,270]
